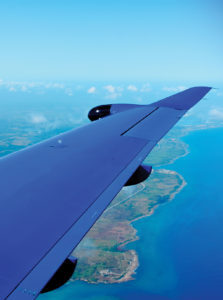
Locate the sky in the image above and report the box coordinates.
[0,0,222,82]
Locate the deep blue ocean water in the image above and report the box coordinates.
[40,127,223,300]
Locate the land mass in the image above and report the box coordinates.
[72,131,187,284]
[0,124,204,284]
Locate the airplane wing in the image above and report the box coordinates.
[0,87,211,299]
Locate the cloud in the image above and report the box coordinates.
[0,80,68,93]
[44,83,65,89]
[104,85,123,99]
[140,83,151,92]
[104,85,115,93]
[87,86,96,94]
[65,88,73,96]
[209,108,223,120]
[72,237,97,257]
[184,111,193,118]
[0,81,35,92]
[30,113,47,124]
[162,86,186,92]
[105,93,121,99]
[127,85,138,92]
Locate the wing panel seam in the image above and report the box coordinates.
[121,107,159,136]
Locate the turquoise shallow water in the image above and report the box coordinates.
[39,127,223,300]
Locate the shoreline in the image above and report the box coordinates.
[115,250,139,283]
[114,169,186,283]
[73,170,186,286]
[154,123,223,169]
[155,139,190,168]
[118,169,186,248]
[75,124,215,285]
[116,125,223,284]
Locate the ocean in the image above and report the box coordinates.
[39,127,223,300]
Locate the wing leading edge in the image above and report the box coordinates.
[0,87,211,299]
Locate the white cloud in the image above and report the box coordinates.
[87,86,96,94]
[30,113,47,124]
[104,85,115,93]
[140,83,151,92]
[105,92,121,99]
[1,81,40,92]
[65,88,73,96]
[7,81,65,90]
[73,237,97,257]
[127,85,138,92]
[44,83,64,89]
[162,86,186,93]
[104,85,123,99]
[209,108,223,120]
[184,111,193,118]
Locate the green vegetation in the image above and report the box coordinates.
[72,168,185,283]
[72,130,188,283]
[145,130,189,167]
[0,123,188,284]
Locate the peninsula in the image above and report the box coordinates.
[72,131,187,284]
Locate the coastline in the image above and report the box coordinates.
[112,125,221,282]
[155,139,190,168]
[73,125,210,285]
[114,250,139,283]
[114,169,186,283]
[153,123,223,168]
[118,170,187,248]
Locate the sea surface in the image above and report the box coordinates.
[40,127,223,300]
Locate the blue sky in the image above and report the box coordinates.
[0,0,222,82]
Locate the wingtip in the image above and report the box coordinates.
[191,86,212,92]
[185,86,212,98]
[151,86,212,110]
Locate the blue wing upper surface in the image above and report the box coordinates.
[0,87,211,299]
